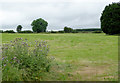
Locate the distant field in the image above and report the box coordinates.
[2,33,118,81]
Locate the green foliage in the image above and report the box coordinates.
[92,31,102,33]
[17,25,22,33]
[100,2,120,35]
[19,30,33,33]
[75,28,102,32]
[64,26,73,33]
[2,38,52,81]
[50,30,58,33]
[31,18,48,33]
[3,30,15,33]
[58,30,64,33]
[72,30,78,33]
[0,30,3,33]
[47,30,64,33]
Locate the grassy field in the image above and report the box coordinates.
[2,33,118,81]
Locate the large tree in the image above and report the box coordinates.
[16,25,22,33]
[100,2,120,35]
[31,18,48,33]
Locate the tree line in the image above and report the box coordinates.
[0,25,102,33]
[0,18,102,33]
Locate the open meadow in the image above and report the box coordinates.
[2,33,118,81]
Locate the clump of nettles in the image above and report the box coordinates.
[2,38,52,81]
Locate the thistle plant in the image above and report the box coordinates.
[2,38,52,81]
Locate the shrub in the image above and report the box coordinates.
[19,30,33,33]
[100,2,120,35]
[2,38,52,81]
[3,30,15,33]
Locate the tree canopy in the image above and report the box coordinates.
[16,25,22,33]
[64,26,73,33]
[31,18,48,33]
[100,2,120,35]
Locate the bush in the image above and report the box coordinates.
[19,30,33,33]
[2,38,52,81]
[100,2,120,35]
[3,30,15,33]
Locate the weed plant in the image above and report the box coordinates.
[2,38,52,81]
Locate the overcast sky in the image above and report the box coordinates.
[0,0,119,31]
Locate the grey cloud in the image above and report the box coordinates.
[0,0,119,31]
